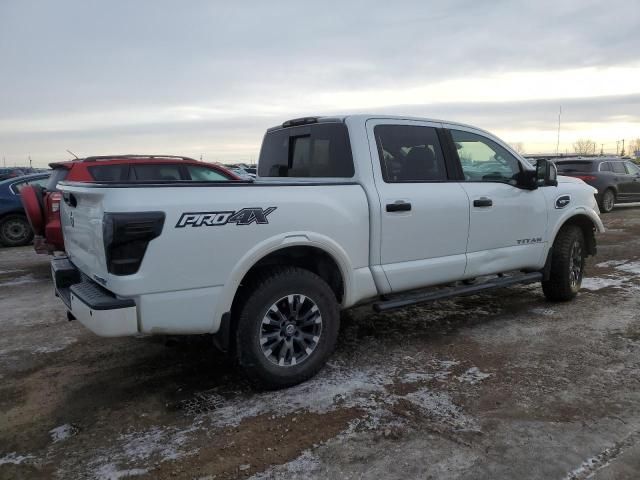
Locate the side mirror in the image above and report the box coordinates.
[535,159,558,187]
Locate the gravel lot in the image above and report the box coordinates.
[1,205,640,480]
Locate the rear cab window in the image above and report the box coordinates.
[258,122,354,178]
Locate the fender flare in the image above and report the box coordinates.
[547,206,604,256]
[212,231,356,328]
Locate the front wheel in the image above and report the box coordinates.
[542,225,586,301]
[0,215,34,247]
[235,267,340,389]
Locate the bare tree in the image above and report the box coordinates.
[628,138,640,158]
[573,139,597,156]
[510,142,525,155]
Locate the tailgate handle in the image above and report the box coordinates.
[63,193,77,208]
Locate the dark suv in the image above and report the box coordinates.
[555,157,640,213]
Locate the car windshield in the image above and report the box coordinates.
[556,161,595,173]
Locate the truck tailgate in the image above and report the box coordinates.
[59,186,110,283]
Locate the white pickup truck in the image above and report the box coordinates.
[52,115,604,388]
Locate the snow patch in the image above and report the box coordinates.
[93,464,150,479]
[250,451,321,480]
[0,274,40,286]
[456,367,492,385]
[50,424,78,443]
[615,261,640,275]
[0,452,35,465]
[404,388,480,431]
[207,365,393,428]
[581,276,628,291]
[85,425,198,479]
[530,307,556,316]
[35,337,77,354]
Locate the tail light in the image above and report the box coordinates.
[50,192,62,213]
[572,175,597,182]
[103,212,165,275]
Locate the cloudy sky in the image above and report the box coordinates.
[1,0,639,166]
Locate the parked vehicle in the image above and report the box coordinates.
[0,173,50,247]
[227,164,256,180]
[52,115,604,389]
[0,168,26,181]
[21,155,240,253]
[555,157,640,213]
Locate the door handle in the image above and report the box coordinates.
[473,197,493,207]
[386,201,412,212]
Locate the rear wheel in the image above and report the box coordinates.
[0,214,34,247]
[599,188,615,213]
[235,267,340,389]
[542,225,585,301]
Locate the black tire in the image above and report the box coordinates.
[542,225,585,302]
[234,266,340,389]
[599,188,616,213]
[0,214,34,247]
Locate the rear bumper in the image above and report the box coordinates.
[51,257,138,336]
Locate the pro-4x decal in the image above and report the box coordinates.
[175,207,277,228]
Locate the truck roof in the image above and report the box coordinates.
[268,114,492,136]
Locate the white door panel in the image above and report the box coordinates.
[366,119,470,293]
[461,182,547,275]
[380,183,470,290]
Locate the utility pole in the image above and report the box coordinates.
[621,139,625,156]
[600,144,604,156]
[616,141,620,155]
[555,106,562,155]
[28,155,32,168]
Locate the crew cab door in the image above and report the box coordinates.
[367,120,470,293]
[444,126,548,277]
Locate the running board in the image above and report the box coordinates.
[372,272,543,312]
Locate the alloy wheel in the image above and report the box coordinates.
[259,294,323,367]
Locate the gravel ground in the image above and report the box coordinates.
[1,205,640,479]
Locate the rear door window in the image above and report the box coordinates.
[599,162,612,172]
[258,123,354,178]
[11,177,49,194]
[374,125,448,182]
[130,164,183,181]
[611,162,627,174]
[186,165,230,181]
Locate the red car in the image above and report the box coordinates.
[21,155,240,253]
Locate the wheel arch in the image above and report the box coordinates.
[550,211,602,257]
[212,232,358,333]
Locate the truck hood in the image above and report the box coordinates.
[557,175,585,185]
